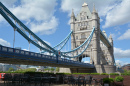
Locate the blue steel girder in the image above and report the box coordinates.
[0,2,57,54]
[53,30,72,50]
[61,27,95,58]
[0,45,95,68]
[0,8,54,53]
[0,2,55,52]
[100,30,112,47]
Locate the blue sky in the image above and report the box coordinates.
[0,0,130,66]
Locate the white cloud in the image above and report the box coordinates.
[0,0,58,35]
[0,38,10,47]
[44,40,51,46]
[31,17,58,35]
[103,0,130,28]
[84,61,89,63]
[23,49,29,51]
[61,0,130,28]
[114,26,121,31]
[118,29,130,40]
[0,0,17,7]
[10,0,57,21]
[114,47,130,58]
[100,19,103,22]
[115,60,129,66]
[60,0,120,16]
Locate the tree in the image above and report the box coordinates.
[50,68,55,72]
[8,67,14,72]
[56,67,59,72]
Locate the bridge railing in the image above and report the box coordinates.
[0,45,94,68]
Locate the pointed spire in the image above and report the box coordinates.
[71,9,75,17]
[102,30,107,37]
[82,2,88,7]
[109,34,112,39]
[93,3,97,13]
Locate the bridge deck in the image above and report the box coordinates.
[0,45,94,68]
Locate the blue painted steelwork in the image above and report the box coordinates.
[0,2,96,60]
[41,30,73,53]
[0,45,94,68]
[0,2,111,61]
[0,8,53,53]
[61,27,95,58]
[0,2,56,53]
[53,30,72,50]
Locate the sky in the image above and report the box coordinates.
[0,0,130,66]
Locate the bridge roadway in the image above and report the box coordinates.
[0,45,94,68]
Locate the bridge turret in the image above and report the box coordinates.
[102,30,107,38]
[108,34,113,46]
[70,9,75,32]
[92,4,98,21]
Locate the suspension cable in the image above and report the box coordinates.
[13,21,16,48]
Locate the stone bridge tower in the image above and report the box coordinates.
[70,2,116,73]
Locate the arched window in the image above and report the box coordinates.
[78,23,80,26]
[81,33,86,39]
[87,16,89,19]
[81,17,82,20]
[81,22,84,26]
[85,22,88,25]
[84,16,86,20]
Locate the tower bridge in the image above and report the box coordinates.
[0,2,116,73]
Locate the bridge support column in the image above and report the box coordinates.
[59,68,95,73]
[95,65,116,73]
[59,68,71,73]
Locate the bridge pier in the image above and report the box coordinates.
[95,65,116,74]
[59,68,95,73]
[59,65,116,74]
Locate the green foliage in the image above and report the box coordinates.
[72,73,100,75]
[44,68,50,71]
[115,76,124,82]
[15,68,36,73]
[64,73,72,75]
[122,70,130,75]
[103,78,114,83]
[44,67,55,72]
[101,73,109,75]
[124,69,127,73]
[50,68,55,72]
[55,67,59,72]
[110,73,119,75]
[8,67,14,72]
[72,73,90,75]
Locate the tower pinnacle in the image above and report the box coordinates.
[71,9,75,17]
[82,2,88,7]
[93,3,97,13]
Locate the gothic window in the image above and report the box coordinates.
[87,16,89,19]
[81,22,84,26]
[85,22,88,25]
[84,16,86,20]
[81,33,86,39]
[81,17,82,20]
[84,22,86,26]
[78,23,80,26]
